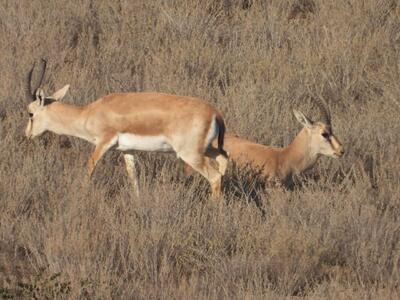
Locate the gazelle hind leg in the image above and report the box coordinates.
[123,153,140,197]
[205,147,228,175]
[179,152,222,199]
[180,148,228,178]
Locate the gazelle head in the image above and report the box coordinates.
[25,60,70,139]
[293,109,344,158]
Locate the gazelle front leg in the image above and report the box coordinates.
[123,153,140,196]
[87,136,117,178]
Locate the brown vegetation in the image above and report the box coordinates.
[0,0,399,298]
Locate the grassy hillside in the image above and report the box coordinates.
[1,0,399,298]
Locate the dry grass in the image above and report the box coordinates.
[1,0,400,298]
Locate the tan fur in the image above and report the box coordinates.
[26,88,228,198]
[184,111,344,185]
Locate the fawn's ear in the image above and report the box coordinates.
[293,109,313,128]
[47,85,70,101]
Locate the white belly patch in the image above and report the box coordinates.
[116,133,173,152]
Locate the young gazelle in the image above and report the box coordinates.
[184,109,344,186]
[25,60,228,197]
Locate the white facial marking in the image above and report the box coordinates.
[25,119,33,138]
[117,133,173,152]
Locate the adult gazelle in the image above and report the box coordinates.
[25,60,228,197]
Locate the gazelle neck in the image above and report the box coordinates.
[283,128,319,176]
[45,102,93,142]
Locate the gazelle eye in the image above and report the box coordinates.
[322,132,330,139]
[28,113,33,118]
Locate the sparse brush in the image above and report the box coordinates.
[0,0,399,298]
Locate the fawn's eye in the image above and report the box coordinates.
[322,132,330,139]
[28,113,33,118]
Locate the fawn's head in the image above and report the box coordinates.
[293,109,344,158]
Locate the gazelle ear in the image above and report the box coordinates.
[293,109,313,128]
[48,85,70,101]
[36,88,46,106]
